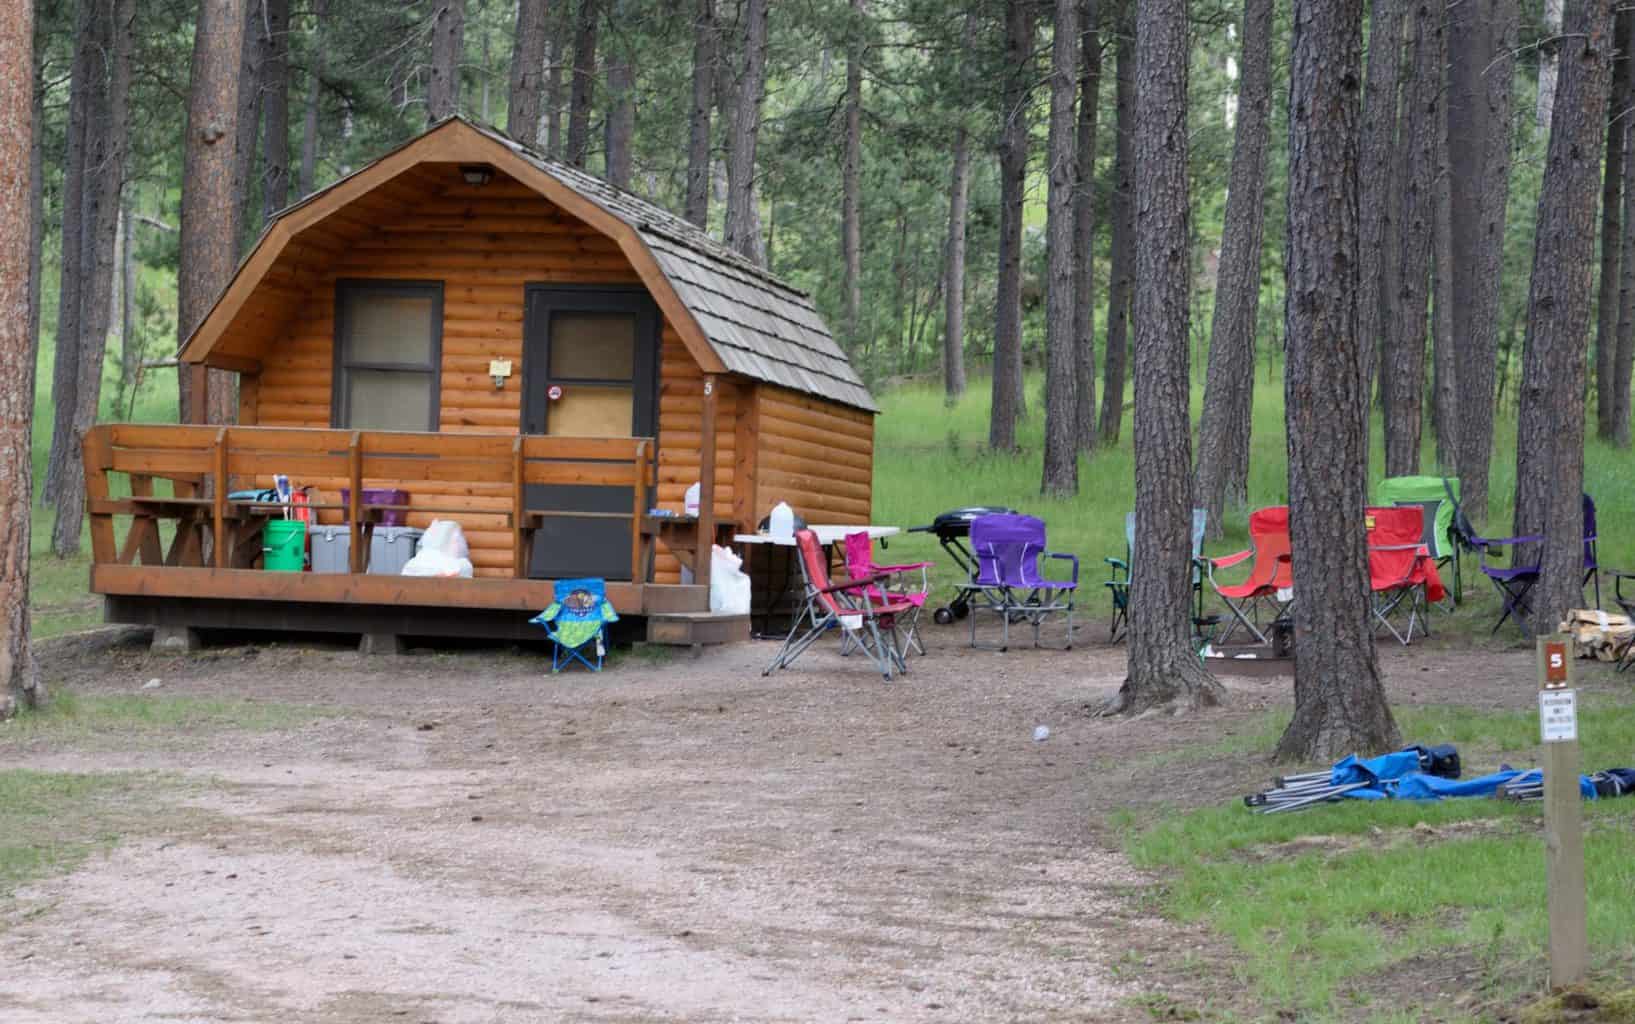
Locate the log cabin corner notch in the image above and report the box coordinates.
[165,115,876,590]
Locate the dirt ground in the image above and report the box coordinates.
[0,619,1559,1024]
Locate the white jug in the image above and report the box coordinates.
[684,481,701,517]
[768,501,795,538]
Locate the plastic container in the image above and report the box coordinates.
[684,482,701,517]
[308,524,351,573]
[263,520,307,572]
[369,527,423,575]
[339,488,411,527]
[768,501,795,539]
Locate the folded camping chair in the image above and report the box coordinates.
[1612,570,1635,672]
[1465,493,1600,636]
[1106,508,1207,643]
[1379,475,1462,605]
[529,577,619,672]
[842,531,932,656]
[959,513,1078,651]
[763,528,912,680]
[1366,506,1446,645]
[1205,506,1293,645]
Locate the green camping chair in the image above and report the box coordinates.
[1377,475,1463,605]
[1106,508,1207,642]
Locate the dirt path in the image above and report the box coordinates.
[0,627,1551,1023]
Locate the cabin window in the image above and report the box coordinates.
[332,280,442,432]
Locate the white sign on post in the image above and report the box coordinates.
[1540,689,1578,744]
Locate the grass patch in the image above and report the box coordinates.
[1117,699,1635,1020]
[0,770,145,895]
[3,688,329,740]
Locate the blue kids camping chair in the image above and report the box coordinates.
[530,577,619,672]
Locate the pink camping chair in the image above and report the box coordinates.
[844,531,932,656]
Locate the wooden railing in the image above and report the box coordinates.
[83,425,656,582]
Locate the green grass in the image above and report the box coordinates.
[0,769,144,895]
[4,688,329,739]
[1113,698,1635,1020]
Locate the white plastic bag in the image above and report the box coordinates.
[401,519,474,577]
[709,544,751,615]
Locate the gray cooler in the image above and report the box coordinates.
[369,526,422,575]
[309,525,351,573]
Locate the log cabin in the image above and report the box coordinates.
[82,116,876,648]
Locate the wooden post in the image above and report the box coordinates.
[187,363,208,424]
[1538,633,1587,989]
[511,435,526,579]
[348,431,363,574]
[630,439,648,582]
[212,427,228,569]
[695,374,719,588]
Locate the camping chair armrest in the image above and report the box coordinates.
[1104,557,1128,570]
[1479,533,1543,549]
[1210,548,1253,570]
[1609,569,1635,579]
[818,572,892,596]
[1105,557,1129,583]
[1047,552,1079,584]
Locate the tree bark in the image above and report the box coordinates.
[1358,0,1404,409]
[566,0,599,167]
[1098,6,1134,444]
[26,48,43,371]
[1539,0,1564,131]
[297,0,327,198]
[545,35,564,156]
[684,0,715,226]
[989,0,1033,451]
[1276,0,1400,762]
[119,204,137,392]
[723,0,768,263]
[261,0,291,218]
[1,0,40,717]
[604,3,633,189]
[1073,0,1101,451]
[1383,0,1442,478]
[1513,0,1615,637]
[232,0,266,253]
[943,123,971,400]
[1431,80,1460,469]
[427,0,466,123]
[1595,10,1629,440]
[840,0,866,353]
[179,0,246,426]
[1104,0,1223,715]
[1618,34,1635,446]
[1041,0,1081,496]
[508,0,549,147]
[1194,0,1272,537]
[53,0,135,557]
[1449,0,1516,523]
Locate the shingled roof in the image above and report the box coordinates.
[185,116,875,413]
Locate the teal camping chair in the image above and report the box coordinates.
[1106,508,1207,642]
[530,577,619,672]
[1377,475,1463,604]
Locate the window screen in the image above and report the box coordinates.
[333,281,441,431]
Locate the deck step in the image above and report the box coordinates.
[642,584,710,614]
[645,611,749,646]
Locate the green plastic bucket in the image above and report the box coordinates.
[262,520,307,572]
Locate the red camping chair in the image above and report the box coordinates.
[843,531,932,656]
[1206,506,1293,644]
[763,529,914,680]
[1366,506,1446,646]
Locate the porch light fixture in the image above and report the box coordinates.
[460,164,494,186]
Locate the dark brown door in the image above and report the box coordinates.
[521,286,659,581]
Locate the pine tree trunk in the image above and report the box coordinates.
[1098,7,1134,444]
[1358,0,1404,410]
[1104,0,1222,715]
[840,0,866,353]
[989,0,1033,451]
[1276,0,1399,762]
[566,0,599,167]
[545,35,564,156]
[1449,0,1516,523]
[723,0,768,263]
[684,0,715,226]
[1431,86,1460,469]
[1539,0,1564,131]
[1595,11,1629,439]
[261,0,291,218]
[179,0,246,426]
[1,0,40,717]
[1383,0,1441,478]
[1194,0,1271,538]
[53,0,134,557]
[1073,0,1101,452]
[604,3,633,189]
[232,0,266,253]
[45,0,95,507]
[297,0,327,198]
[120,204,137,391]
[1514,0,1615,636]
[427,0,466,123]
[943,124,970,400]
[26,48,43,371]
[508,0,549,147]
[1041,0,1081,497]
[1618,40,1635,447]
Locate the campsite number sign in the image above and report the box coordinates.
[1539,690,1578,744]
[1537,633,1587,989]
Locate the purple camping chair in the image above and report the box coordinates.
[1461,493,1600,636]
[843,532,932,656]
[957,513,1079,651]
